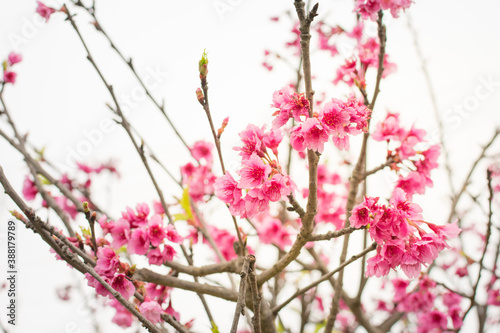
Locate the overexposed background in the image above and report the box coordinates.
[1,0,500,332]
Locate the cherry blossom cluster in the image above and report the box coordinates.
[180,140,216,202]
[273,86,371,151]
[389,275,464,332]
[2,52,22,85]
[333,21,396,89]
[99,203,181,264]
[373,112,440,198]
[350,188,461,278]
[21,161,119,219]
[255,214,293,250]
[214,124,294,218]
[355,0,414,20]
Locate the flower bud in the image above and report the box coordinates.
[198,50,208,79]
[196,88,205,105]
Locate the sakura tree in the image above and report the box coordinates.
[1,0,500,332]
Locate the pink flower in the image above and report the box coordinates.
[165,300,180,321]
[190,140,213,166]
[427,220,461,240]
[271,86,309,128]
[400,251,421,279]
[392,278,409,302]
[3,71,16,84]
[98,215,114,235]
[128,228,150,255]
[110,299,134,328]
[214,172,242,204]
[110,218,131,249]
[263,129,283,156]
[238,154,271,189]
[289,124,306,152]
[95,246,120,278]
[36,1,56,22]
[234,124,266,159]
[416,310,448,333]
[165,225,182,243]
[85,273,111,297]
[372,113,405,142]
[147,245,175,265]
[487,289,500,306]
[139,300,163,324]
[7,52,22,65]
[366,252,391,277]
[257,216,292,249]
[319,99,350,136]
[380,241,404,268]
[111,274,135,299]
[153,201,165,215]
[301,118,329,153]
[261,174,291,202]
[148,214,166,247]
[390,188,423,220]
[121,203,150,228]
[22,176,37,200]
[349,196,379,227]
[244,188,270,218]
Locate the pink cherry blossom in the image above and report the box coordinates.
[111,274,135,299]
[7,52,22,65]
[372,112,404,142]
[110,218,131,249]
[148,214,166,247]
[214,172,242,204]
[3,71,16,84]
[349,196,379,227]
[271,86,309,128]
[128,228,150,255]
[36,1,56,22]
[139,300,163,324]
[22,176,37,200]
[319,99,350,136]
[98,215,114,235]
[244,188,270,218]
[238,154,271,189]
[147,246,175,265]
[233,124,266,159]
[110,299,134,328]
[261,174,292,202]
[366,253,391,277]
[263,128,283,156]
[301,118,329,153]
[95,246,120,278]
[165,225,182,243]
[190,140,213,166]
[257,216,292,249]
[165,300,180,321]
[85,273,111,297]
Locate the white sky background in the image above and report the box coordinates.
[0,0,500,332]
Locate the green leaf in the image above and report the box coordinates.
[79,226,91,237]
[210,321,220,333]
[314,320,326,333]
[116,245,127,254]
[179,187,194,220]
[173,213,188,222]
[37,174,51,185]
[277,321,285,333]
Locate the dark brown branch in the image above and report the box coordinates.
[133,268,238,302]
[248,255,262,333]
[230,256,251,333]
[165,257,242,277]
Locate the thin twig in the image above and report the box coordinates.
[447,128,500,223]
[272,242,377,315]
[308,226,365,241]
